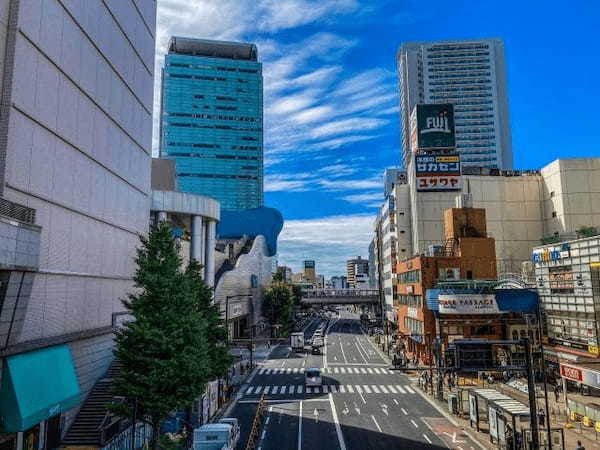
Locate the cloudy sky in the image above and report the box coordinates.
[153,0,600,277]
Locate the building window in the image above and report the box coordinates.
[551,211,557,218]
[466,270,473,279]
[471,325,495,336]
[550,191,555,198]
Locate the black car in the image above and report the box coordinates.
[311,345,321,355]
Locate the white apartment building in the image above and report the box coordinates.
[398,38,512,170]
[0,1,156,447]
[398,157,600,275]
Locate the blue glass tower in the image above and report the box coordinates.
[160,37,263,210]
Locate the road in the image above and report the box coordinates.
[229,310,479,450]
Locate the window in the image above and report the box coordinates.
[466,270,473,279]
[550,191,555,198]
[471,325,495,336]
[398,270,420,283]
[552,211,557,218]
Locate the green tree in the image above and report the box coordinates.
[112,223,212,450]
[262,282,294,334]
[290,284,303,306]
[185,259,233,379]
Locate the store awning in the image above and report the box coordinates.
[0,345,81,431]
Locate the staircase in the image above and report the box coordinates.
[214,237,255,286]
[62,359,122,447]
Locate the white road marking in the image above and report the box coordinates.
[363,385,372,393]
[272,386,279,394]
[330,385,337,393]
[306,387,312,394]
[329,393,347,450]
[396,386,406,394]
[246,387,254,394]
[297,386,303,394]
[290,386,295,394]
[380,386,389,394]
[405,386,415,394]
[264,386,270,394]
[297,400,303,450]
[411,419,419,428]
[322,385,329,393]
[340,338,348,364]
[372,386,380,393]
[339,385,346,393]
[371,415,382,433]
[401,408,408,415]
[393,399,399,405]
[423,434,432,444]
[280,386,286,394]
[388,386,397,394]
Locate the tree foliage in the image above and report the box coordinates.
[262,282,294,329]
[112,223,229,449]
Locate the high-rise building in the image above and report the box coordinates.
[397,38,512,170]
[160,37,263,211]
[303,260,316,282]
[346,256,369,288]
[0,0,156,445]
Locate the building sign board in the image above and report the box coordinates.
[438,294,500,314]
[415,104,456,150]
[532,243,571,263]
[407,307,418,319]
[489,407,498,440]
[415,154,461,192]
[560,365,582,382]
[561,364,600,389]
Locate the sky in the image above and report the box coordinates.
[154,0,600,278]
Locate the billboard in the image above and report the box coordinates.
[415,153,461,191]
[438,294,500,314]
[415,104,455,150]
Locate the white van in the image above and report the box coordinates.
[305,368,322,386]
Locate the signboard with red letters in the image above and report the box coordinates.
[560,365,583,382]
[415,154,461,192]
[560,363,600,390]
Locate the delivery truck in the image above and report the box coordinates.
[290,332,305,352]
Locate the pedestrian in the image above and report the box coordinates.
[554,384,560,402]
[575,440,585,450]
[538,408,545,428]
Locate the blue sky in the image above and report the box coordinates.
[155,0,600,277]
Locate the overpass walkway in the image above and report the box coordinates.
[300,289,380,305]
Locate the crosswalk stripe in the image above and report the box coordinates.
[293,368,299,373]
[354,368,361,374]
[396,386,406,394]
[289,386,295,394]
[265,369,272,374]
[258,369,265,375]
[339,385,346,393]
[380,386,389,394]
[388,386,398,393]
[347,385,354,393]
[306,387,312,393]
[405,386,415,394]
[372,385,380,393]
[297,386,303,394]
[264,386,270,394]
[333,368,339,374]
[366,368,373,374]
[272,386,279,394]
[356,385,363,393]
[363,385,372,393]
[372,368,380,374]
[246,387,254,394]
[322,385,329,393]
[255,386,263,394]
[330,385,337,393]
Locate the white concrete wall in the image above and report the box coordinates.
[4,0,155,343]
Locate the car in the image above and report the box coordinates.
[305,367,322,385]
[311,345,321,355]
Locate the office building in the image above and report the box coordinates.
[160,37,263,211]
[331,276,348,289]
[0,1,156,448]
[346,256,369,288]
[396,158,600,275]
[398,38,512,169]
[303,260,316,282]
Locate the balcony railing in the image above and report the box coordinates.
[0,197,36,224]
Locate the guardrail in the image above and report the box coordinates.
[0,197,36,224]
[302,289,379,298]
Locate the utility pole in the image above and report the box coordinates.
[524,338,540,450]
[536,304,553,450]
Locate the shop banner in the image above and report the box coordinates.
[560,364,600,389]
[415,154,461,192]
[438,294,500,314]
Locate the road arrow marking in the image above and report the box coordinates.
[353,401,361,415]
[380,403,389,416]
[313,408,319,423]
[393,399,399,406]
[442,432,465,444]
[342,402,349,416]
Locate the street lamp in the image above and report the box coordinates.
[225,294,253,345]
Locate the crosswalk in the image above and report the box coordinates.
[257,367,395,375]
[244,384,416,396]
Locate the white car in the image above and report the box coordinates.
[305,368,322,386]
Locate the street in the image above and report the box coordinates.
[229,311,480,450]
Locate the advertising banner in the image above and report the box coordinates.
[438,294,500,314]
[415,154,461,191]
[560,364,600,390]
[415,104,456,149]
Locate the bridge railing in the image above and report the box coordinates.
[301,289,379,298]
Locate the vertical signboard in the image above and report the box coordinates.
[415,104,456,150]
[415,153,461,192]
[489,407,498,440]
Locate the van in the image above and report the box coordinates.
[305,368,322,386]
[193,422,237,450]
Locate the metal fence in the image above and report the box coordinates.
[101,423,153,450]
[0,197,36,224]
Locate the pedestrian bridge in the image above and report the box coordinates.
[300,289,380,305]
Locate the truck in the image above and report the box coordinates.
[290,332,305,352]
[193,418,240,450]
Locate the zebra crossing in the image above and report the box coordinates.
[257,367,395,375]
[244,384,416,396]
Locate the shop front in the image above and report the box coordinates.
[0,345,81,450]
[559,362,600,425]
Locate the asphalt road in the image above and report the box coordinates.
[229,310,480,450]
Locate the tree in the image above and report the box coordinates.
[185,259,232,380]
[262,282,294,334]
[290,284,303,306]
[112,223,212,450]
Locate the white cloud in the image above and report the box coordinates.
[341,191,382,203]
[310,117,388,138]
[278,214,374,277]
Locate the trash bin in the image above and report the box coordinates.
[448,393,458,414]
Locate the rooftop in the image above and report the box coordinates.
[168,36,258,61]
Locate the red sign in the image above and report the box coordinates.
[560,365,583,381]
